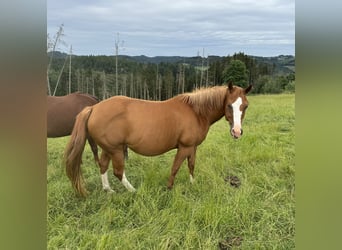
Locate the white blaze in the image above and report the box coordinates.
[232,97,242,131]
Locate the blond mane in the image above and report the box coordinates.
[178,86,228,116]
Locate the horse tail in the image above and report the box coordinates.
[64,106,93,197]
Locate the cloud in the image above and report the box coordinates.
[47,0,295,56]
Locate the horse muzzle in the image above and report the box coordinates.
[230,127,243,139]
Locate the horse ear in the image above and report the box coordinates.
[244,84,253,94]
[228,80,234,93]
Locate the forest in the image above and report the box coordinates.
[47,51,295,100]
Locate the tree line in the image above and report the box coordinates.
[47,51,295,100]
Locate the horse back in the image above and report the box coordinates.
[47,93,98,137]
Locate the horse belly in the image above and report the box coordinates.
[128,141,176,156]
[47,109,75,137]
[127,127,178,156]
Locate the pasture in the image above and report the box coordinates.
[47,94,295,249]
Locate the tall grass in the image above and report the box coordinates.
[47,94,295,249]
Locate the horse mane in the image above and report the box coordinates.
[178,86,228,116]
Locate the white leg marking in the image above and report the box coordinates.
[190,174,195,184]
[101,171,114,193]
[122,172,136,192]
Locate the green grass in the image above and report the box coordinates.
[47,94,295,249]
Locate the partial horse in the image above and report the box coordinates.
[47,92,98,137]
[48,92,100,165]
[64,82,252,196]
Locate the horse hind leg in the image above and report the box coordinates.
[111,149,136,192]
[124,144,129,160]
[99,151,114,193]
[87,136,99,164]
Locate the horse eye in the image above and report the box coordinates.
[227,104,232,109]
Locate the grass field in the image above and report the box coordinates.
[47,94,295,249]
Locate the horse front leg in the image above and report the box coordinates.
[167,146,193,189]
[187,146,197,184]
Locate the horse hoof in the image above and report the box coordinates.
[128,187,136,192]
[103,188,115,193]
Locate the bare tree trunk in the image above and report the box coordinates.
[206,54,209,87]
[68,45,72,94]
[130,73,134,98]
[177,64,185,94]
[47,75,51,96]
[139,78,143,99]
[200,48,204,87]
[170,80,173,99]
[155,64,158,100]
[47,24,65,95]
[158,75,162,100]
[115,41,118,95]
[195,50,200,89]
[182,63,185,93]
[114,32,123,96]
[81,69,84,93]
[102,71,107,100]
[76,69,80,92]
[52,54,68,96]
[122,75,127,96]
[143,80,146,100]
[212,63,216,86]
[92,71,95,96]
[86,77,89,94]
[180,65,182,94]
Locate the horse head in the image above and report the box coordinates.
[224,81,252,139]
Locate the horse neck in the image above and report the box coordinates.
[195,91,226,125]
[177,87,227,126]
[188,99,225,126]
[203,106,225,125]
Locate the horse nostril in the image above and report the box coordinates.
[231,128,243,138]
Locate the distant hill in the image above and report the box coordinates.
[125,55,228,67]
[47,51,295,74]
[124,55,187,64]
[251,55,295,74]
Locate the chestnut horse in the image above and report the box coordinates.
[64,82,252,196]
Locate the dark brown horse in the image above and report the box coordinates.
[47,92,98,137]
[64,82,252,196]
[48,92,100,166]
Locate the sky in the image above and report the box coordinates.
[47,0,295,57]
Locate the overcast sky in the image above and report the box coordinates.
[47,0,295,57]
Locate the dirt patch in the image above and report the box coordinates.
[224,175,241,188]
[218,236,243,250]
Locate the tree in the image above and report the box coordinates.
[222,59,248,87]
[114,33,124,95]
[47,24,66,95]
